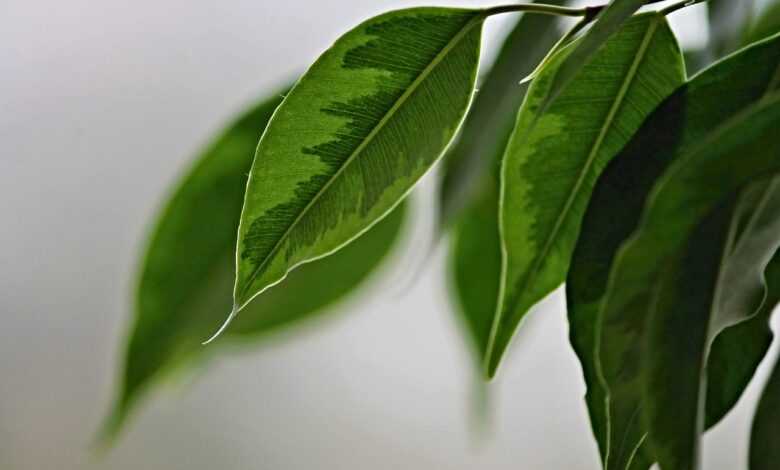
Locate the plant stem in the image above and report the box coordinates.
[483,3,596,18]
[483,0,706,19]
[661,0,708,15]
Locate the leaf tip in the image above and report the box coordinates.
[202,304,240,345]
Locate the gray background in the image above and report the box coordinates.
[1,1,774,469]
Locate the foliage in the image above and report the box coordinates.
[107,1,780,469]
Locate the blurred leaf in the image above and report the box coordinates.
[708,0,755,56]
[751,294,780,470]
[104,89,406,440]
[439,1,566,228]
[744,0,780,45]
[642,176,780,470]
[449,180,501,361]
[487,13,684,377]
[567,34,780,469]
[444,2,566,366]
[229,8,483,334]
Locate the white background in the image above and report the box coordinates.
[1,1,774,469]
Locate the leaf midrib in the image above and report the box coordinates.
[492,17,661,353]
[237,12,484,306]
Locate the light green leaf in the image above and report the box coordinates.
[642,176,780,470]
[487,13,684,377]
[439,1,566,228]
[567,33,780,470]
[227,8,483,334]
[104,89,406,440]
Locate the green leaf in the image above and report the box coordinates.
[443,3,566,365]
[542,0,648,109]
[567,33,780,469]
[708,0,756,56]
[449,180,502,360]
[104,89,406,440]
[439,1,566,228]
[487,13,684,377]
[227,8,483,334]
[642,176,780,470]
[751,289,780,469]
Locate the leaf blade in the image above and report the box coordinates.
[105,89,406,440]
[439,1,566,228]
[232,8,484,321]
[566,33,780,469]
[488,13,684,377]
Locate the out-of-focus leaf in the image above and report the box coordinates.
[642,176,780,470]
[104,89,406,440]
[487,13,684,377]
[228,8,483,336]
[744,0,780,45]
[449,180,501,360]
[567,34,780,469]
[708,0,755,55]
[751,284,780,470]
[439,1,566,228]
[444,2,566,365]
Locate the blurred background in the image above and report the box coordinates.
[1,1,775,468]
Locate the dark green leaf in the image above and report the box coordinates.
[449,180,501,360]
[567,33,780,469]
[439,1,566,228]
[744,0,780,45]
[228,8,483,335]
[488,13,684,377]
[750,281,780,470]
[104,89,406,440]
[642,177,780,470]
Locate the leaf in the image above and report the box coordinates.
[227,8,484,334]
[743,0,780,45]
[708,0,756,56]
[443,2,566,364]
[104,89,406,440]
[642,176,780,470]
[439,1,566,228]
[542,0,648,109]
[567,33,780,469]
[751,289,780,469]
[449,179,502,360]
[487,13,684,377]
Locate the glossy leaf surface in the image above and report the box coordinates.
[489,13,684,377]
[567,33,780,469]
[231,8,483,330]
[107,90,406,438]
